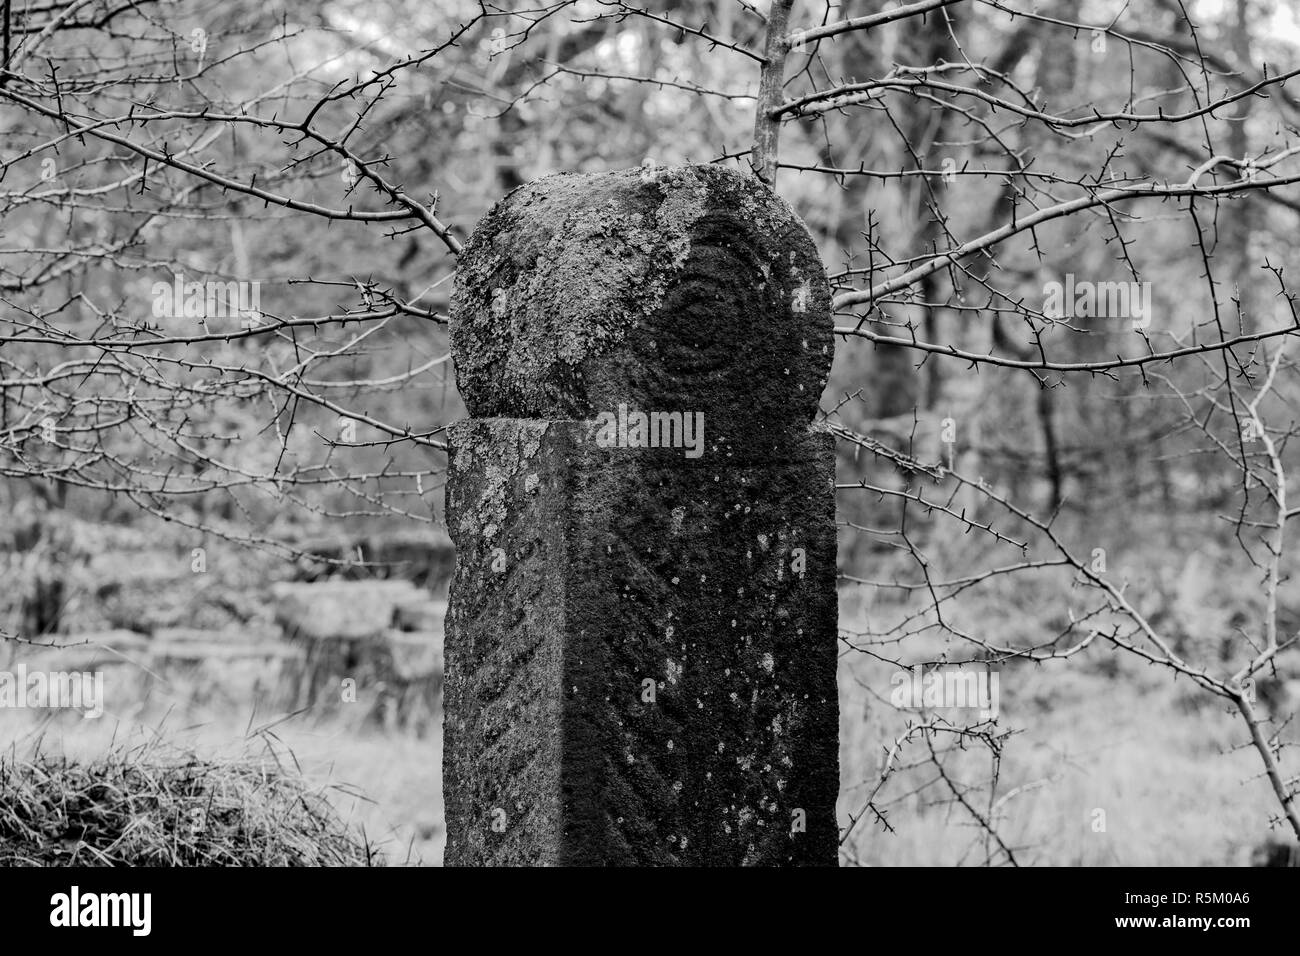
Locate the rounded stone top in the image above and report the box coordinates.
[450,164,831,432]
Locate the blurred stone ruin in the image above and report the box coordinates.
[0,500,450,735]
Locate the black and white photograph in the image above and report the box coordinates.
[0,0,1295,928]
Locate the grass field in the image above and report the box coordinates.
[837,647,1280,865]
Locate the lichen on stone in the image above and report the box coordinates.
[456,420,550,540]
[450,163,830,420]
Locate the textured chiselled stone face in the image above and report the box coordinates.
[450,164,832,437]
[444,164,839,866]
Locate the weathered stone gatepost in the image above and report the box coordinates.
[444,164,838,866]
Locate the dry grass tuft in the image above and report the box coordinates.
[0,743,380,866]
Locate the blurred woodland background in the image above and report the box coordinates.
[2,0,1300,865]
